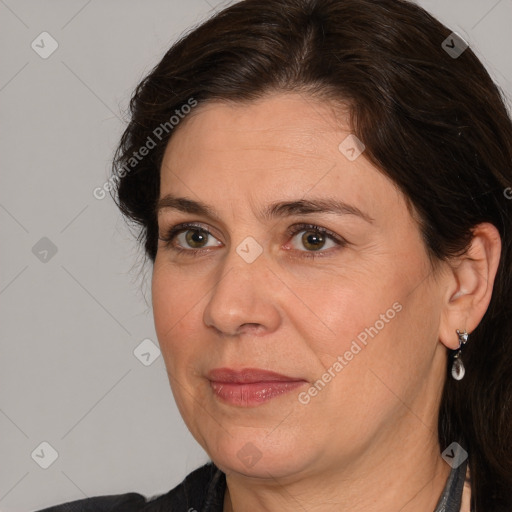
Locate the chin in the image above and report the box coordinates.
[202,429,317,479]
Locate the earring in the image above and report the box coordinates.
[451,329,469,380]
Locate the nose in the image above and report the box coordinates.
[202,246,282,337]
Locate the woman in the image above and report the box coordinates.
[38,0,512,510]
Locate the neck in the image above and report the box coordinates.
[223,423,451,512]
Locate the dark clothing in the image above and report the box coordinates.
[35,458,467,512]
[35,463,226,512]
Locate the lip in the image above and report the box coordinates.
[207,368,307,407]
[207,367,303,383]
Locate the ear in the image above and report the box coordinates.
[439,222,501,350]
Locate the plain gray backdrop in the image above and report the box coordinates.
[1,0,511,510]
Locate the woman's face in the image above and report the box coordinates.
[152,93,449,478]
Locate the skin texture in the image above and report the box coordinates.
[151,93,500,512]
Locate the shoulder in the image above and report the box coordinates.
[33,462,226,512]
[34,493,147,512]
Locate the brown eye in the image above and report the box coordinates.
[184,229,209,248]
[301,230,327,251]
[289,227,338,253]
[158,223,223,253]
[173,228,222,250]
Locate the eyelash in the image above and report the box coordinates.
[158,222,347,259]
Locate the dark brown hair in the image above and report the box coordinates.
[113,0,512,509]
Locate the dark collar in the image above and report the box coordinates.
[433,458,468,512]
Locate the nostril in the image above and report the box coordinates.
[238,323,264,334]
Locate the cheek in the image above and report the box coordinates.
[151,264,211,423]
[290,266,399,361]
[301,257,429,384]
[151,263,203,363]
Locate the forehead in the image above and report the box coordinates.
[164,93,349,162]
[162,93,355,187]
[158,92,406,226]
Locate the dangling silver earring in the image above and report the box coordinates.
[451,329,469,380]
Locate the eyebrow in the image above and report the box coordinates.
[156,195,374,223]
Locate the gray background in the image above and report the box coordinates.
[0,0,511,511]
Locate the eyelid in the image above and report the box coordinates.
[284,223,345,246]
[158,222,221,243]
[158,221,347,257]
